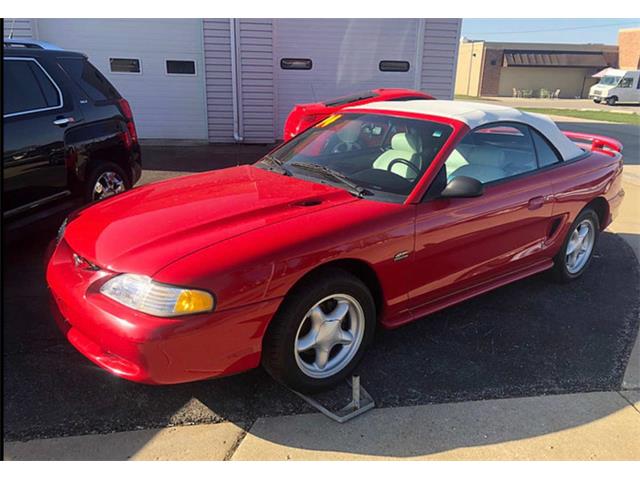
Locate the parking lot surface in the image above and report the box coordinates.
[3,123,639,442]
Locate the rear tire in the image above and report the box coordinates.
[550,208,599,283]
[262,268,375,393]
[85,162,131,203]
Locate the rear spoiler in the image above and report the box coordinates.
[562,131,623,154]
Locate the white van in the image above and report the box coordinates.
[589,69,640,105]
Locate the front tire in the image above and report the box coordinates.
[606,96,617,106]
[262,269,375,392]
[593,99,601,104]
[551,208,599,283]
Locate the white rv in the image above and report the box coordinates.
[589,69,640,105]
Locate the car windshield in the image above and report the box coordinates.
[258,113,453,202]
[599,76,622,86]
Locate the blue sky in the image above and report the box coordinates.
[461,19,639,44]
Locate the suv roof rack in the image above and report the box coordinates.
[3,39,65,51]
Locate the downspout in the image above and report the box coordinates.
[229,19,244,142]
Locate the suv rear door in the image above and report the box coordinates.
[3,55,83,218]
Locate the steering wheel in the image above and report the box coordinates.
[387,158,421,178]
[332,141,362,153]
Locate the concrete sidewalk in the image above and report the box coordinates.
[5,391,639,460]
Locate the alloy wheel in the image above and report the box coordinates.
[293,293,366,379]
[93,171,126,201]
[565,218,595,274]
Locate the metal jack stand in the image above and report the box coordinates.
[290,375,375,423]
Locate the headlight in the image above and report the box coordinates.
[100,274,215,317]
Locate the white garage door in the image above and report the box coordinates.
[36,19,208,140]
[274,19,421,134]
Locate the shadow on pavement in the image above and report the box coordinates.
[3,229,639,453]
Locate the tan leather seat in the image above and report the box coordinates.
[372,132,422,179]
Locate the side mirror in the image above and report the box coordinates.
[440,175,484,198]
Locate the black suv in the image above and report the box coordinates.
[3,40,142,225]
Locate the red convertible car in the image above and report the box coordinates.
[47,100,625,392]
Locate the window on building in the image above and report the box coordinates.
[379,60,410,72]
[109,58,141,74]
[531,129,561,167]
[3,58,62,116]
[280,58,312,70]
[166,60,196,75]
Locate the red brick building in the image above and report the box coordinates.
[618,28,640,69]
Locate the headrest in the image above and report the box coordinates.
[391,132,421,153]
[468,146,506,167]
[336,120,362,142]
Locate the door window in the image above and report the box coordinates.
[3,58,62,116]
[619,77,633,88]
[444,123,537,184]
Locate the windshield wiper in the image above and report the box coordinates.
[259,155,291,176]
[289,162,371,198]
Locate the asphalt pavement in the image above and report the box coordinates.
[3,124,639,443]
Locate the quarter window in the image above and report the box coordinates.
[59,57,119,100]
[3,58,62,116]
[109,58,141,74]
[444,123,537,184]
[531,130,561,167]
[166,60,196,75]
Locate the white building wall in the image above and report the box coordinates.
[5,18,461,143]
[237,19,277,143]
[3,18,36,39]
[420,18,462,99]
[272,18,422,136]
[203,19,235,143]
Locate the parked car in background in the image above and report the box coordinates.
[47,100,624,392]
[3,39,141,225]
[283,88,434,141]
[589,69,640,105]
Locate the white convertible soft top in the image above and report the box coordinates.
[345,100,584,161]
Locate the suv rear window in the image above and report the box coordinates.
[3,58,61,115]
[58,57,120,101]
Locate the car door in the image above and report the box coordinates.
[408,122,556,310]
[3,56,80,218]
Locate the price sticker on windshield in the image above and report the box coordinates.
[317,114,342,128]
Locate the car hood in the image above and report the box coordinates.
[63,165,357,276]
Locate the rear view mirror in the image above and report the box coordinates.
[440,176,484,198]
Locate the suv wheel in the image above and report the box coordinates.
[262,268,375,392]
[86,163,130,202]
[606,96,617,106]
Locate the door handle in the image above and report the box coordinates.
[53,117,75,127]
[528,196,545,210]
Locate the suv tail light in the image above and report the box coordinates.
[118,98,138,147]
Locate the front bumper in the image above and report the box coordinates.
[47,238,281,384]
